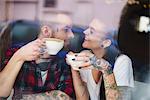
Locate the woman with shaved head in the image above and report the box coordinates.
[67,18,134,100]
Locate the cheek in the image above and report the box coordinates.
[64,41,69,48]
[82,41,91,48]
[48,32,53,37]
[83,41,100,49]
[54,33,65,40]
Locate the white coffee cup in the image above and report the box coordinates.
[45,38,64,55]
[66,54,84,70]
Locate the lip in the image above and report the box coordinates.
[83,39,89,43]
[84,36,89,41]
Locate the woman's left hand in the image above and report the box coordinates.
[75,50,113,74]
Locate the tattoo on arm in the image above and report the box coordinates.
[21,90,71,100]
[22,93,51,100]
[103,74,120,100]
[90,56,120,99]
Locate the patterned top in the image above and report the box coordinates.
[0,47,75,99]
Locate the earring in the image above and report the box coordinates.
[100,44,104,48]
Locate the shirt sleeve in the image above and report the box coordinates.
[0,47,19,71]
[113,55,134,87]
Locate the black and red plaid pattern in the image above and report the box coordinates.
[1,47,75,99]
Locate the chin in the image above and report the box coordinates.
[82,42,90,49]
[40,53,50,59]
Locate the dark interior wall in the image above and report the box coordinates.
[118,0,149,83]
[0,20,40,67]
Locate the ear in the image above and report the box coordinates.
[102,39,111,48]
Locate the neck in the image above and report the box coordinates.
[35,55,56,64]
[92,47,105,59]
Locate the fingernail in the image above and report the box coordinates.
[72,58,75,61]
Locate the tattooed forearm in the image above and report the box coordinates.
[21,90,72,100]
[21,93,52,100]
[90,56,120,100]
[49,90,72,100]
[103,73,120,100]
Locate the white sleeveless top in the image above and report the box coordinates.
[79,69,102,100]
[79,54,134,100]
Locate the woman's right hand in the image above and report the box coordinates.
[15,39,45,62]
[65,51,74,66]
[66,52,80,75]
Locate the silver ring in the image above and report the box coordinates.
[89,56,97,65]
[40,47,45,53]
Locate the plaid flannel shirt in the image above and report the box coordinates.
[0,47,75,99]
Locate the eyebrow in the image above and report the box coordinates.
[88,26,94,30]
[64,25,72,29]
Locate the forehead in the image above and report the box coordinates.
[89,19,106,32]
[56,23,72,29]
[57,14,72,25]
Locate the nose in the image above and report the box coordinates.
[83,28,90,35]
[67,30,74,39]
